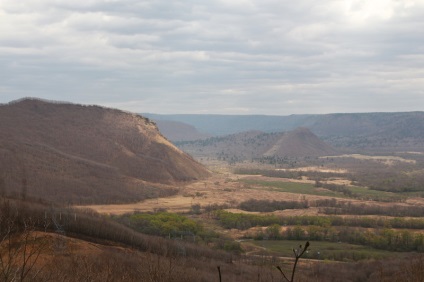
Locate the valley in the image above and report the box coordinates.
[1,99,424,281]
[79,151,424,270]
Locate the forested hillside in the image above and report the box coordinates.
[176,128,338,162]
[148,112,424,152]
[0,98,210,204]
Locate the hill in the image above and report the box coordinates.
[145,112,424,152]
[144,113,312,136]
[263,127,338,157]
[176,128,338,161]
[154,120,211,141]
[310,112,424,151]
[0,197,258,282]
[0,98,210,204]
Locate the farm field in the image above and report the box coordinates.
[80,154,424,262]
[80,173,355,215]
[82,165,417,216]
[244,240,398,261]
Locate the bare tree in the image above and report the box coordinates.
[0,175,5,197]
[0,200,49,281]
[276,241,310,282]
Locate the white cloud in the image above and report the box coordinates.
[0,0,423,114]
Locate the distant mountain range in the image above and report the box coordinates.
[0,98,209,204]
[145,112,424,152]
[176,128,338,161]
[154,120,211,141]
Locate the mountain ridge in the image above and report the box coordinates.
[176,127,338,161]
[263,127,338,157]
[0,98,210,204]
[146,112,424,152]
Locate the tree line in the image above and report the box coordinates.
[213,210,424,230]
[256,225,424,253]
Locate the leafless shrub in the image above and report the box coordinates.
[0,200,49,281]
[276,241,310,282]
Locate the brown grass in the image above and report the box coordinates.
[9,231,265,282]
[323,154,416,165]
[79,164,424,221]
[79,172,350,215]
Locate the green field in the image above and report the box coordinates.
[242,180,345,197]
[247,240,402,261]
[347,186,404,201]
[241,179,402,201]
[246,240,398,261]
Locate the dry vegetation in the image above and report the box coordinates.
[2,98,424,280]
[74,149,424,280]
[176,127,338,164]
[4,146,424,280]
[2,195,424,281]
[81,174,320,214]
[0,98,209,204]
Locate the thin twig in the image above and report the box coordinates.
[276,241,310,282]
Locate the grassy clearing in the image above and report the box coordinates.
[347,186,404,201]
[241,180,345,197]
[241,179,404,202]
[323,154,416,164]
[247,240,397,261]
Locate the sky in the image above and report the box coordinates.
[1,0,423,115]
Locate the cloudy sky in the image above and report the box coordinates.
[1,0,423,115]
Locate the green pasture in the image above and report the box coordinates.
[246,240,398,261]
[241,179,403,201]
[348,186,404,201]
[241,180,344,197]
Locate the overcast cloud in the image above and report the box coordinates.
[1,0,423,114]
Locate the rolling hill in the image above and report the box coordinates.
[176,127,338,161]
[154,120,211,141]
[0,98,210,204]
[262,127,338,157]
[145,112,424,152]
